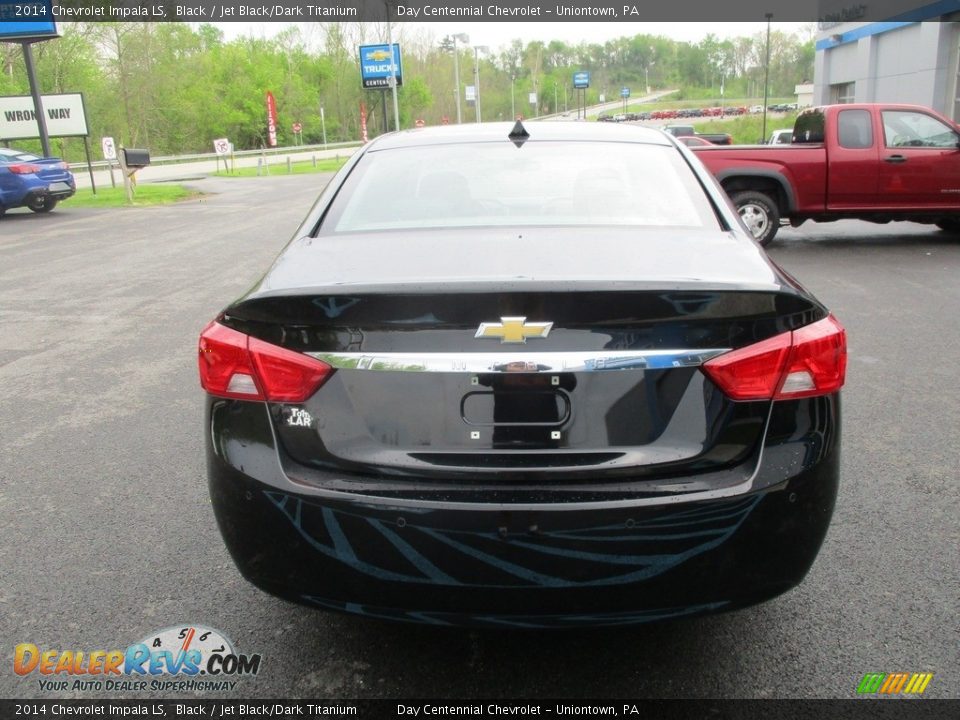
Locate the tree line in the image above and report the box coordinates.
[0,22,815,160]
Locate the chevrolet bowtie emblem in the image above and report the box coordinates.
[475,317,553,344]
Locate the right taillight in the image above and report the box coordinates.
[702,315,846,401]
[198,321,333,402]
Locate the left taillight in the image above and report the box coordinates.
[702,314,847,401]
[198,321,333,402]
[8,163,41,175]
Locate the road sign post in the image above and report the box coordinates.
[1,0,60,158]
[573,71,590,120]
[213,137,230,173]
[359,44,403,133]
[101,136,116,189]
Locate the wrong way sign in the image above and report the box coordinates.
[0,93,88,140]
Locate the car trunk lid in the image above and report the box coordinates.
[222,228,823,481]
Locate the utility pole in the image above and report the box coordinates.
[320,104,327,148]
[473,46,488,123]
[762,13,773,143]
[450,33,469,124]
[386,9,400,132]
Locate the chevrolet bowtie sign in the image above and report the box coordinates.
[358,43,403,89]
[475,317,553,344]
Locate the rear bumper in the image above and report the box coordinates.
[1,179,75,209]
[26,181,75,202]
[206,396,840,628]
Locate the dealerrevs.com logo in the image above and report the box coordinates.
[14,624,262,692]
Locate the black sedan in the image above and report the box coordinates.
[199,122,846,628]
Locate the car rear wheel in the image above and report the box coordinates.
[731,191,779,247]
[27,196,58,213]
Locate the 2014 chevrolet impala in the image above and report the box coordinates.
[199,122,846,627]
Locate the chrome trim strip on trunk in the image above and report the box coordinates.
[307,349,731,374]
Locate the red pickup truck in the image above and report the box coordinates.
[691,103,960,245]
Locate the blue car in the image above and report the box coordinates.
[0,147,76,216]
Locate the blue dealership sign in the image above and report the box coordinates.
[0,0,58,41]
[573,71,590,89]
[358,44,403,90]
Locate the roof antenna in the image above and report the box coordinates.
[508,120,530,148]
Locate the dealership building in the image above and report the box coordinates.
[814,13,960,119]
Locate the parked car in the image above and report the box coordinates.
[677,135,714,147]
[0,147,76,217]
[199,121,846,627]
[662,124,733,145]
[692,103,960,245]
[768,128,794,144]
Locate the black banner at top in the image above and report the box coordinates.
[2,0,958,24]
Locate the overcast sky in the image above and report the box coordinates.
[216,21,815,50]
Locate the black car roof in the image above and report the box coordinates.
[368,121,672,150]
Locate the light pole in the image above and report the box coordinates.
[761,13,773,143]
[320,103,327,148]
[510,74,516,119]
[473,45,489,123]
[646,47,654,95]
[451,33,469,124]
[720,74,725,118]
[386,14,400,132]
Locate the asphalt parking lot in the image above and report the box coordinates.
[1,175,957,700]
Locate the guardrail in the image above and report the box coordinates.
[67,141,362,171]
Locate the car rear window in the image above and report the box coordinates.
[322,141,721,233]
[793,109,825,143]
[0,148,39,162]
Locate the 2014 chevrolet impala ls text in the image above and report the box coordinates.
[198,123,846,628]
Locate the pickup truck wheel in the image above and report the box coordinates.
[731,191,779,247]
[935,219,960,233]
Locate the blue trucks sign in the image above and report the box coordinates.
[0,0,58,40]
[359,44,403,90]
[573,71,590,89]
